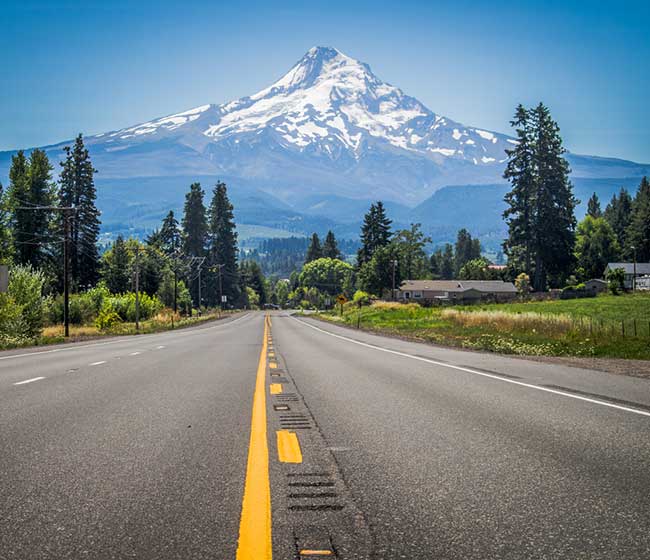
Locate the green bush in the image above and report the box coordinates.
[0,293,30,345]
[44,284,111,325]
[95,305,122,331]
[352,290,371,306]
[106,292,163,322]
[6,265,45,338]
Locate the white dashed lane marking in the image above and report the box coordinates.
[89,361,107,366]
[13,377,46,385]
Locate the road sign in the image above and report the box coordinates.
[221,295,228,303]
[336,294,348,305]
[0,265,7,293]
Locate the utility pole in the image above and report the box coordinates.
[391,259,398,301]
[632,245,637,292]
[134,244,140,331]
[209,263,225,314]
[197,263,202,316]
[17,205,76,336]
[63,210,71,337]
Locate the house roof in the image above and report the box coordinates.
[606,263,650,275]
[400,280,517,293]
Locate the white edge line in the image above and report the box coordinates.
[13,376,46,385]
[0,313,251,362]
[295,317,650,419]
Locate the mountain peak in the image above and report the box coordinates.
[251,45,369,100]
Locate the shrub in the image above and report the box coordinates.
[352,290,371,306]
[607,267,625,295]
[107,292,163,322]
[95,305,122,331]
[515,273,531,294]
[7,265,45,338]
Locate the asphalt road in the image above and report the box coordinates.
[1,311,649,559]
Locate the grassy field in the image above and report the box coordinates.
[320,293,650,360]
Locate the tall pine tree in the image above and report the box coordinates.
[207,181,239,305]
[586,193,602,218]
[0,183,11,262]
[604,187,633,254]
[182,183,208,307]
[7,149,56,269]
[503,104,535,274]
[305,233,323,263]
[531,103,576,290]
[159,210,182,256]
[626,176,650,261]
[322,230,341,259]
[357,201,392,266]
[59,134,101,289]
[503,103,576,291]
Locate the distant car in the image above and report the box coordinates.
[263,303,281,309]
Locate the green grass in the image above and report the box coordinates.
[320,294,650,360]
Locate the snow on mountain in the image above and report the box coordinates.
[98,46,512,173]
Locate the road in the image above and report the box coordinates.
[1,311,649,559]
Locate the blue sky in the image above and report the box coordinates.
[1,0,648,161]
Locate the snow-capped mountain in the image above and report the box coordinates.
[0,46,647,242]
[102,46,513,174]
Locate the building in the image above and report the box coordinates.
[604,263,650,289]
[584,278,608,294]
[397,280,518,303]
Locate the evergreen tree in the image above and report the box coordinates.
[181,183,208,307]
[604,187,633,254]
[586,193,602,218]
[101,235,130,293]
[59,135,101,289]
[182,183,208,257]
[430,248,442,279]
[357,201,392,266]
[440,243,454,279]
[530,103,576,290]
[305,233,323,263]
[7,150,56,269]
[503,104,535,274]
[206,182,239,305]
[241,260,267,305]
[0,183,12,262]
[159,210,181,256]
[322,230,341,259]
[454,228,481,275]
[503,103,576,291]
[627,176,650,261]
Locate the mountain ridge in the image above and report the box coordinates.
[0,46,648,246]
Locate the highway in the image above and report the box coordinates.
[1,311,649,559]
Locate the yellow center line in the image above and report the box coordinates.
[276,430,303,463]
[236,315,272,560]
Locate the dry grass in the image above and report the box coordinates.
[371,301,419,311]
[42,325,100,338]
[442,308,575,335]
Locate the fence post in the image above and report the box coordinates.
[622,320,625,337]
[633,319,637,337]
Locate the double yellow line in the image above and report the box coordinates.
[236,315,273,560]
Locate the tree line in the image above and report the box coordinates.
[502,102,650,291]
